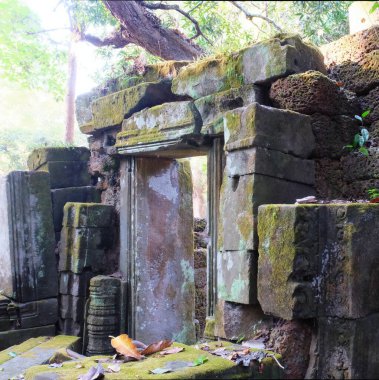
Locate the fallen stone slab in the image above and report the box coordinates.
[24,342,283,379]
[172,35,325,99]
[0,335,80,380]
[90,80,184,133]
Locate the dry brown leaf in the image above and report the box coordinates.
[161,347,184,355]
[141,340,172,355]
[110,334,143,360]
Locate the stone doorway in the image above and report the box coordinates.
[119,137,224,344]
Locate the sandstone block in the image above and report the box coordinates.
[269,71,360,116]
[27,147,90,171]
[0,325,56,350]
[51,186,100,232]
[194,85,265,132]
[224,103,315,157]
[172,35,325,99]
[59,295,85,322]
[117,101,197,148]
[5,298,58,329]
[130,158,196,344]
[214,300,265,340]
[258,205,319,320]
[38,161,91,189]
[63,202,115,228]
[258,204,379,320]
[91,80,182,132]
[219,173,315,251]
[0,171,57,302]
[225,147,315,185]
[309,315,379,379]
[59,226,114,273]
[59,271,94,297]
[58,318,82,336]
[217,250,258,305]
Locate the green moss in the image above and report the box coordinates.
[204,317,216,339]
[25,343,246,380]
[0,337,50,365]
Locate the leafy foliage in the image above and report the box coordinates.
[368,188,379,200]
[344,111,371,157]
[0,0,67,99]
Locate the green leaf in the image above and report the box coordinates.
[343,145,354,150]
[362,110,371,118]
[359,147,369,156]
[353,134,361,148]
[354,115,363,122]
[193,355,209,366]
[361,129,370,142]
[358,135,365,147]
[8,351,17,358]
[369,2,379,13]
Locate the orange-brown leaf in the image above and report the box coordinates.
[110,334,143,360]
[141,340,173,356]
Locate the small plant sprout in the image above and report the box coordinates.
[344,110,371,156]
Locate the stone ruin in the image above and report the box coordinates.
[0,25,378,379]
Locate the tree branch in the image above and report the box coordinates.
[82,28,132,48]
[140,1,210,42]
[229,1,283,32]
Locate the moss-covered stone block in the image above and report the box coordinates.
[38,161,91,189]
[258,203,379,320]
[0,171,57,303]
[225,146,315,185]
[116,101,198,148]
[172,35,325,99]
[269,70,360,116]
[257,205,318,320]
[63,202,114,228]
[27,147,90,171]
[224,103,315,158]
[217,250,258,304]
[59,226,114,274]
[0,335,80,378]
[91,80,182,132]
[194,85,265,132]
[25,342,283,379]
[218,173,314,251]
[51,186,100,232]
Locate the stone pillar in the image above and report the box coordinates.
[0,171,57,302]
[121,157,196,344]
[214,103,316,339]
[86,276,121,355]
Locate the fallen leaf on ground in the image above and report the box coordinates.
[110,334,143,360]
[8,351,17,358]
[161,347,184,355]
[150,361,194,374]
[78,364,104,380]
[141,340,172,355]
[75,363,84,369]
[193,355,208,366]
[107,363,121,373]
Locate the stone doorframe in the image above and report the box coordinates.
[119,137,224,338]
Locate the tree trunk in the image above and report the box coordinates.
[103,0,203,61]
[65,38,77,144]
